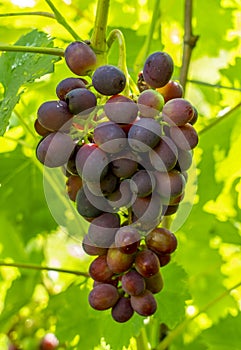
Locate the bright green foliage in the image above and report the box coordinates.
[0,0,241,350]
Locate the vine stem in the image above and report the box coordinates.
[90,0,110,65]
[0,12,55,19]
[156,280,241,350]
[179,0,199,93]
[0,261,90,278]
[0,44,64,56]
[44,0,81,41]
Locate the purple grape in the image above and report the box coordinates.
[65,41,97,76]
[121,270,146,296]
[92,65,126,95]
[130,289,157,316]
[65,88,97,115]
[56,77,87,100]
[104,95,138,124]
[93,121,127,153]
[143,52,174,88]
[88,284,119,310]
[111,297,134,323]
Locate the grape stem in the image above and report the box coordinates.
[0,261,90,277]
[179,0,199,93]
[156,280,241,350]
[0,44,64,56]
[44,0,82,41]
[107,29,130,96]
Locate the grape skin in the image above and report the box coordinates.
[93,121,127,153]
[76,186,103,219]
[149,136,178,172]
[65,88,97,115]
[162,98,194,126]
[107,244,135,273]
[104,95,138,124]
[111,297,134,323]
[65,41,97,76]
[82,234,108,256]
[145,271,164,294]
[115,226,141,254]
[157,80,183,102]
[88,213,120,248]
[89,255,114,282]
[137,89,164,118]
[56,77,87,100]
[130,289,157,316]
[121,269,146,296]
[66,175,82,201]
[145,227,178,254]
[88,284,119,310]
[135,249,160,278]
[92,65,126,96]
[170,123,199,150]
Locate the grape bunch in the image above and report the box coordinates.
[34,41,199,322]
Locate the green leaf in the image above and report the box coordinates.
[201,313,241,350]
[0,270,40,332]
[155,263,190,328]
[0,29,60,136]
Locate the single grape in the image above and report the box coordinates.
[88,284,119,310]
[162,204,179,216]
[86,171,119,196]
[76,186,103,219]
[93,121,127,153]
[111,296,134,323]
[154,170,186,199]
[37,100,73,132]
[66,175,82,201]
[89,255,114,282]
[65,88,97,115]
[110,151,138,178]
[135,249,160,278]
[132,193,162,223]
[56,77,87,100]
[130,170,155,197]
[36,132,75,168]
[107,244,135,273]
[121,269,146,295]
[169,123,199,150]
[149,136,178,172]
[175,148,193,172]
[137,89,164,118]
[104,95,138,124]
[145,227,178,254]
[156,252,171,266]
[143,52,174,88]
[34,119,51,137]
[92,65,126,95]
[128,118,161,152]
[88,213,120,248]
[162,98,194,126]
[65,41,97,76]
[130,289,157,316]
[145,271,164,294]
[40,333,59,350]
[82,234,107,256]
[115,226,141,254]
[157,80,183,102]
[75,143,109,182]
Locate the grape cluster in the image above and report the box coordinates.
[34,41,199,322]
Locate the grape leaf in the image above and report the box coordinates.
[155,263,190,328]
[201,313,241,350]
[0,29,60,136]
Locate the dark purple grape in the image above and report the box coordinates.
[76,186,103,219]
[93,121,127,153]
[162,204,179,216]
[65,41,97,76]
[115,226,141,254]
[135,249,160,278]
[175,148,193,172]
[189,105,198,125]
[111,296,134,322]
[110,151,138,178]
[86,171,118,196]
[56,77,87,100]
[137,89,164,118]
[34,119,51,137]
[169,123,199,150]
[65,88,97,115]
[145,227,178,254]
[36,132,75,168]
[145,271,164,294]
[143,52,174,88]
[89,255,114,282]
[121,270,145,295]
[37,100,73,131]
[88,213,120,248]
[132,193,162,223]
[40,333,59,350]
[149,136,178,172]
[66,144,81,176]
[82,234,107,256]
[156,253,171,266]
[162,98,194,126]
[157,80,183,102]
[107,244,135,273]
[130,289,157,316]
[75,143,108,182]
[88,284,119,310]
[155,170,186,199]
[128,118,161,152]
[130,170,155,197]
[66,175,82,201]
[104,95,138,124]
[92,65,126,95]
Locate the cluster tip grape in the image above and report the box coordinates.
[34,41,199,322]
